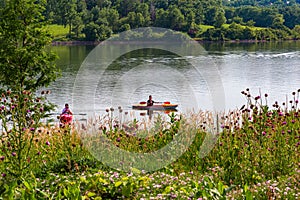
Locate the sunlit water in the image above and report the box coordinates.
[47,41,300,120]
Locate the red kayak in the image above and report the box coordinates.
[60,113,73,124]
[132,102,178,110]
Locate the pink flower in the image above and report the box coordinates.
[46,141,50,146]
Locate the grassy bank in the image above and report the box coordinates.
[0,89,299,199]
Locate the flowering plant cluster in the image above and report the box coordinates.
[0,90,55,180]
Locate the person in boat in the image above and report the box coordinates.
[61,103,73,115]
[147,95,156,106]
[60,103,73,125]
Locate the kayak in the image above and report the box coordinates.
[132,102,178,110]
[60,113,73,124]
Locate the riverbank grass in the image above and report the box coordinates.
[0,89,299,199]
[47,24,69,41]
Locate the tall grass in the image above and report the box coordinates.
[0,89,299,199]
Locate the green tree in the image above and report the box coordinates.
[280,5,300,29]
[214,11,226,28]
[0,0,59,92]
[168,6,185,30]
[136,3,151,26]
[154,8,169,28]
[271,14,285,29]
[0,0,59,180]
[292,25,300,39]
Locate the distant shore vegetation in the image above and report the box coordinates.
[41,0,300,42]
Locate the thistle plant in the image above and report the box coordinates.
[0,90,55,181]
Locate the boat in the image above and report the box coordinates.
[59,113,73,124]
[132,102,178,110]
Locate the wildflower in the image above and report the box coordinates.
[282,121,287,125]
[46,141,50,146]
[0,156,4,161]
[2,173,6,177]
[265,93,268,97]
[110,107,114,112]
[296,100,299,104]
[282,130,285,135]
[11,152,16,157]
[27,109,31,113]
[30,127,35,132]
[37,151,41,155]
[40,107,44,112]
[105,108,109,113]
[262,131,266,136]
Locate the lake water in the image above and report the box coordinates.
[48,41,300,119]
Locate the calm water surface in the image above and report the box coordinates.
[48,41,300,118]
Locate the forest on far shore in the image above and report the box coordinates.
[36,0,300,41]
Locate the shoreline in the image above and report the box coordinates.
[51,39,300,46]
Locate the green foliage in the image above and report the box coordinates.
[0,90,55,180]
[39,0,300,41]
[0,89,299,198]
[47,24,69,40]
[0,0,59,185]
[0,0,59,92]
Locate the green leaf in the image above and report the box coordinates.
[245,190,253,200]
[114,181,122,187]
[87,192,96,197]
[63,188,68,197]
[130,167,141,174]
[23,180,32,191]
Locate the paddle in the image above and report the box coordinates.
[49,113,87,116]
[139,101,171,104]
[154,101,170,104]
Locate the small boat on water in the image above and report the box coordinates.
[59,113,73,124]
[132,101,178,110]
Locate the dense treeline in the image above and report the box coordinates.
[223,0,300,7]
[24,0,300,40]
